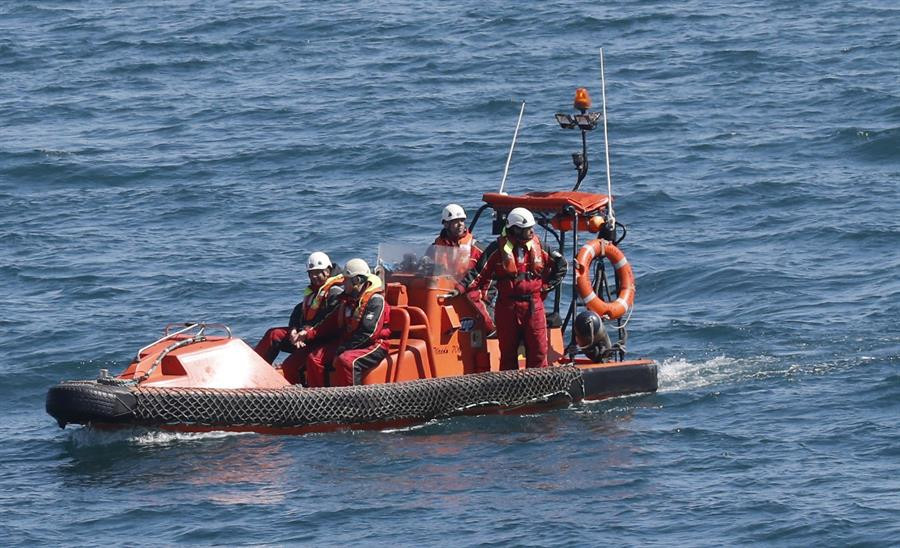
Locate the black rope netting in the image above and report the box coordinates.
[131,366,585,427]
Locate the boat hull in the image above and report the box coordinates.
[46,361,657,435]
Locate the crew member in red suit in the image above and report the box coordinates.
[253,251,343,384]
[431,203,496,333]
[465,207,567,370]
[296,258,391,387]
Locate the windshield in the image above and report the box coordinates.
[377,242,471,282]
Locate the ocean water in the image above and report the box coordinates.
[2,1,899,545]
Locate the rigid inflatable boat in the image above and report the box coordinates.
[47,86,658,435]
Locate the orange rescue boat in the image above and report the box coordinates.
[46,87,657,435]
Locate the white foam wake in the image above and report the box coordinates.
[657,354,781,392]
[69,426,250,447]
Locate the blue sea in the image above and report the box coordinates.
[2,1,898,545]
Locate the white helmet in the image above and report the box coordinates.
[442,203,467,223]
[307,251,332,272]
[343,258,371,278]
[506,207,536,229]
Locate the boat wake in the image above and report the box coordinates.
[657,355,782,393]
[68,426,250,447]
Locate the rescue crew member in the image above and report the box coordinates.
[432,203,480,274]
[432,203,496,333]
[296,258,391,387]
[465,207,567,370]
[253,251,343,384]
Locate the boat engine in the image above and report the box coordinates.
[574,310,612,363]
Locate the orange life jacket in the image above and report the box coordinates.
[340,273,385,332]
[496,234,544,278]
[303,274,344,323]
[434,229,474,248]
[433,230,478,278]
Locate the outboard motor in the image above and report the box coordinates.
[574,310,612,363]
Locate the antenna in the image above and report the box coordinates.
[600,49,615,226]
[498,101,526,194]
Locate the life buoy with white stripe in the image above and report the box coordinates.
[575,239,635,320]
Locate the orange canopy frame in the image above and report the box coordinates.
[481,190,610,215]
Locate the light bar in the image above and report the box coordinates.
[574,112,602,130]
[555,113,577,129]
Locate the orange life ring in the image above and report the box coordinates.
[575,239,635,320]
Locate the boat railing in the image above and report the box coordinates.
[134,322,233,361]
[402,306,438,378]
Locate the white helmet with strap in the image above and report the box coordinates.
[442,203,467,223]
[506,207,536,229]
[307,251,332,272]
[343,258,371,278]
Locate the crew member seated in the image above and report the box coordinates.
[253,251,343,384]
[465,207,567,370]
[296,259,391,387]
